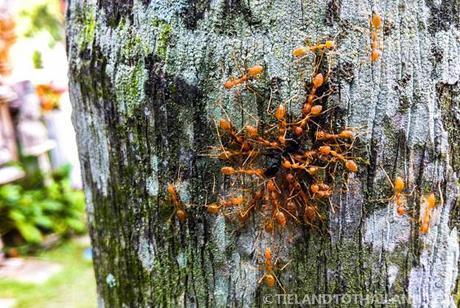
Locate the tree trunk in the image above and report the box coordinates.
[67,0,459,307]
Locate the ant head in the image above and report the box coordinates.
[167,183,176,195]
[206,203,220,214]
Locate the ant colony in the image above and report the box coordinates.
[208,39,362,291]
[164,11,441,292]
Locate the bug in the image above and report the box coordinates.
[303,203,323,225]
[219,118,246,146]
[315,129,354,141]
[206,195,245,215]
[378,169,414,215]
[209,38,362,241]
[258,247,289,292]
[224,65,264,89]
[317,145,358,173]
[370,13,382,62]
[275,104,288,144]
[236,189,264,222]
[302,73,325,116]
[221,166,265,177]
[266,180,287,227]
[310,182,333,199]
[292,40,335,58]
[167,183,188,222]
[420,193,437,234]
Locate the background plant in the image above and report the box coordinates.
[0,165,85,246]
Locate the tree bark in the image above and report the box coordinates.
[67,0,459,307]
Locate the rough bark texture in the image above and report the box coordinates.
[67,0,459,307]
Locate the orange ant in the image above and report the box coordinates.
[370,13,382,62]
[236,189,264,222]
[224,65,264,89]
[292,40,335,58]
[219,118,246,146]
[275,104,287,144]
[317,145,358,173]
[267,180,287,227]
[167,183,187,222]
[221,166,264,177]
[258,247,288,292]
[303,203,323,226]
[295,104,323,129]
[420,193,437,234]
[315,129,354,141]
[206,196,244,215]
[310,182,333,199]
[286,173,309,202]
[379,170,414,215]
[302,73,324,115]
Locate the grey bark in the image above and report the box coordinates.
[67,0,459,307]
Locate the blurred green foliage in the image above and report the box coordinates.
[18,0,63,47]
[0,165,86,245]
[32,50,43,69]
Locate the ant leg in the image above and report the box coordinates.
[280,206,300,223]
[328,198,337,214]
[257,273,266,285]
[380,165,395,189]
[273,273,287,294]
[213,120,230,160]
[279,259,292,271]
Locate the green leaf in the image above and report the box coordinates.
[17,222,43,243]
[8,210,26,223]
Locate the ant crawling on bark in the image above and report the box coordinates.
[166,183,188,222]
[208,42,362,232]
[420,192,436,234]
[378,168,415,216]
[258,247,290,292]
[420,186,443,235]
[370,12,382,62]
[292,40,335,58]
[224,65,264,89]
[196,40,365,293]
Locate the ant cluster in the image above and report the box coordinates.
[164,11,441,292]
[202,40,363,289]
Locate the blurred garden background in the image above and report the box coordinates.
[0,0,95,307]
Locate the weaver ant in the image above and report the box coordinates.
[370,13,382,62]
[258,247,289,292]
[224,65,264,89]
[166,183,188,222]
[378,169,414,216]
[420,192,438,234]
[206,37,362,249]
[292,40,335,58]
